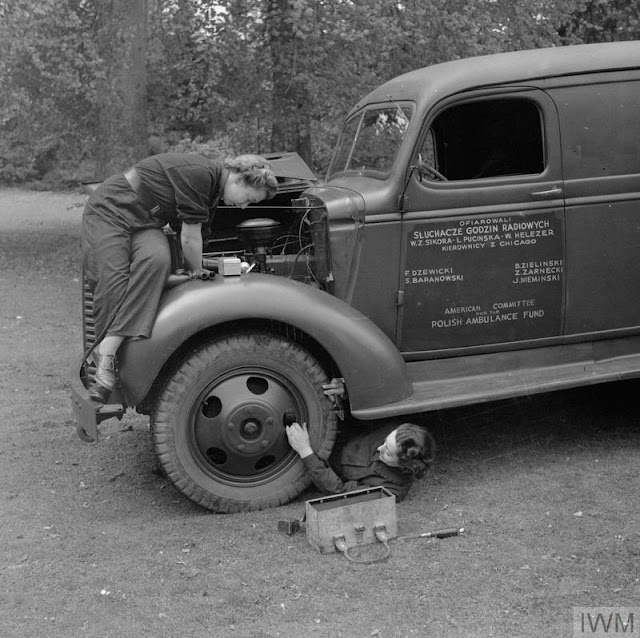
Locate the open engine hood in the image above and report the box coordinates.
[261,151,317,183]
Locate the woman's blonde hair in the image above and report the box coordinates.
[224,154,278,200]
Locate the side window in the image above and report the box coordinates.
[329,104,413,179]
[418,98,544,181]
[351,107,410,172]
[331,116,361,176]
[552,81,640,179]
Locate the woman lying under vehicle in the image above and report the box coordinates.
[285,380,436,501]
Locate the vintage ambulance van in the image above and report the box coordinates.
[73,41,640,511]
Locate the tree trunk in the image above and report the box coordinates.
[267,0,312,165]
[94,0,148,179]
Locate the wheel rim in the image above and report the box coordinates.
[188,366,306,485]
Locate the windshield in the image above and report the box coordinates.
[328,103,413,179]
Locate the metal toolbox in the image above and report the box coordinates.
[305,486,397,555]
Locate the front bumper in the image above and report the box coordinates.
[70,356,125,442]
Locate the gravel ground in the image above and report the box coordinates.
[1,187,639,638]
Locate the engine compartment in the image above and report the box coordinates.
[196,185,330,288]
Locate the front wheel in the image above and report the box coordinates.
[151,332,338,512]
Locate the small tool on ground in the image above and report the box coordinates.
[397,527,464,542]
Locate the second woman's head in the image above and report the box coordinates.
[222,154,278,208]
[377,423,435,476]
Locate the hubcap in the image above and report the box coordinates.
[190,370,304,482]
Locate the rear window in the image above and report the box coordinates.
[420,98,545,181]
[552,81,640,179]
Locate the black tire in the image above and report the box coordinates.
[151,332,338,512]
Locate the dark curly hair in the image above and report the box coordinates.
[395,423,436,478]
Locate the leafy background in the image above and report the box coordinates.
[1,0,639,185]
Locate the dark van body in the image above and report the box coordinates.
[72,42,640,512]
[315,40,640,418]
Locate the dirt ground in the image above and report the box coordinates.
[1,187,639,638]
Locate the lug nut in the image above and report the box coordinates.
[243,421,259,436]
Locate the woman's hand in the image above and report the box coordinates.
[165,273,191,288]
[285,422,314,459]
[322,377,346,402]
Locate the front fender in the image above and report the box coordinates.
[118,274,411,411]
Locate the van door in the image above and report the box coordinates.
[399,89,565,354]
[547,75,640,335]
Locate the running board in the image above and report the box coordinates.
[351,338,640,420]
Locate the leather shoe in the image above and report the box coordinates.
[88,350,116,403]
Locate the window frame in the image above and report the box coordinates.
[327,102,415,181]
[415,94,547,184]
[402,87,562,215]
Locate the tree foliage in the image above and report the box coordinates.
[559,0,640,43]
[0,0,637,184]
[0,0,98,182]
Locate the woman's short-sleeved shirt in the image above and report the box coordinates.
[135,153,224,225]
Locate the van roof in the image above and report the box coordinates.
[353,41,640,112]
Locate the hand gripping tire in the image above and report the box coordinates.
[151,332,338,512]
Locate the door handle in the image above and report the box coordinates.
[531,187,562,198]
